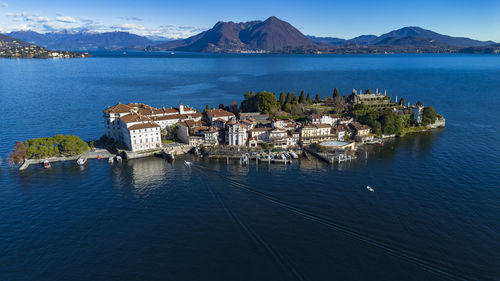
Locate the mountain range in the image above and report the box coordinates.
[3,16,497,53]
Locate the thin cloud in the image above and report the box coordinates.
[120,16,143,21]
[55,16,77,23]
[1,3,8,7]
[7,12,49,23]
[110,23,145,31]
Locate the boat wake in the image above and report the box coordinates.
[190,164,471,281]
[192,166,305,281]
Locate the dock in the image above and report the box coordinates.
[19,148,114,171]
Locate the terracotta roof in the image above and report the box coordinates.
[104,103,132,114]
[316,124,331,128]
[120,113,151,124]
[179,119,202,128]
[139,107,178,116]
[350,122,371,131]
[152,112,202,121]
[128,122,160,130]
[251,127,272,132]
[127,103,156,110]
[214,118,227,123]
[207,109,234,118]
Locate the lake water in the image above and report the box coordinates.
[0,53,499,280]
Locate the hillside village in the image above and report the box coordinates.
[102,89,445,156]
[0,34,90,58]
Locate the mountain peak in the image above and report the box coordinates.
[163,16,315,52]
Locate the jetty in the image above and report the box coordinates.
[19,148,114,171]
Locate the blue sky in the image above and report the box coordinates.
[1,0,499,41]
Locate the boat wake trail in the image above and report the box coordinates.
[192,164,470,281]
[192,167,305,281]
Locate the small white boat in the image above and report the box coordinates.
[76,158,87,166]
[108,157,114,164]
[290,152,298,159]
[366,185,374,192]
[115,156,122,162]
[170,52,175,55]
[280,154,286,160]
[184,160,192,166]
[43,160,51,169]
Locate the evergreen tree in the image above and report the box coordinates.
[364,89,372,95]
[279,92,285,106]
[306,93,311,103]
[203,105,209,112]
[333,88,340,99]
[315,94,321,102]
[399,97,406,106]
[299,90,306,103]
[416,101,423,107]
[285,92,291,103]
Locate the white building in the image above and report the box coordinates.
[226,122,248,146]
[413,105,424,124]
[119,113,162,151]
[310,114,340,126]
[103,102,198,152]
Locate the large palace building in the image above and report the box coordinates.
[103,102,201,151]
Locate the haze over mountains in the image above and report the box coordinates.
[4,16,497,53]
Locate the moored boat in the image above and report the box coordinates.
[115,156,122,162]
[108,157,114,164]
[76,158,87,166]
[43,160,51,169]
[366,185,374,192]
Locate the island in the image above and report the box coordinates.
[9,88,445,169]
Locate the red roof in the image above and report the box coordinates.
[104,103,132,114]
[207,109,234,118]
[128,122,160,130]
[120,113,151,124]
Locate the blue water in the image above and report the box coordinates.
[1,53,499,280]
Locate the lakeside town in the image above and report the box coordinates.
[7,88,445,170]
[0,35,91,58]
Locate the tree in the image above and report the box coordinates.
[8,141,27,165]
[315,94,321,102]
[422,106,438,125]
[306,93,311,103]
[285,92,291,103]
[23,135,88,158]
[416,101,423,107]
[218,104,225,109]
[364,89,372,95]
[299,90,306,103]
[203,104,209,112]
[399,97,406,106]
[244,91,255,100]
[283,103,292,112]
[240,91,279,113]
[333,88,340,99]
[279,92,285,106]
